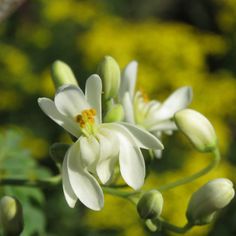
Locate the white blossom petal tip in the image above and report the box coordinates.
[67,142,104,211]
[119,122,164,150]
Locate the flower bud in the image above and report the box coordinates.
[97,56,120,100]
[174,109,217,152]
[0,196,23,236]
[186,178,235,225]
[137,190,163,219]
[51,60,78,89]
[104,104,124,122]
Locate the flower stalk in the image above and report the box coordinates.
[157,148,221,192]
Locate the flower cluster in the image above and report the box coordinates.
[38,57,234,234]
[38,71,163,210]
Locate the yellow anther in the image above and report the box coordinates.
[76,114,83,123]
[75,108,97,128]
[90,108,96,116]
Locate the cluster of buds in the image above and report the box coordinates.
[46,56,235,234]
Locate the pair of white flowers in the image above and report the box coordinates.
[38,60,192,210]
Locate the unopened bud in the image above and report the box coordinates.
[51,60,78,89]
[174,109,217,152]
[137,190,163,219]
[186,178,235,225]
[104,104,124,122]
[0,196,23,236]
[97,56,120,100]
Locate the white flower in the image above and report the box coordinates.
[38,74,163,211]
[119,61,192,158]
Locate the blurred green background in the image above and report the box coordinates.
[1,0,236,235]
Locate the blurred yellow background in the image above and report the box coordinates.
[1,0,236,235]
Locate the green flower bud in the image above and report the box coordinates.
[51,60,78,89]
[49,143,70,164]
[97,56,120,100]
[137,190,163,219]
[104,104,124,122]
[0,196,23,236]
[174,109,217,152]
[186,178,235,225]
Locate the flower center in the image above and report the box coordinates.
[75,108,97,136]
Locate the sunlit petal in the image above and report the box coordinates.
[120,61,138,99]
[122,92,135,123]
[96,130,119,184]
[151,86,192,121]
[38,97,81,137]
[55,85,90,118]
[149,120,177,132]
[103,123,163,150]
[116,132,145,190]
[62,152,77,208]
[67,141,104,211]
[79,136,99,170]
[119,122,164,149]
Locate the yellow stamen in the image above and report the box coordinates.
[75,108,97,128]
[139,89,149,103]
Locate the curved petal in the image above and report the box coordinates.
[85,74,102,123]
[122,92,135,124]
[62,152,77,208]
[96,130,119,184]
[79,136,99,171]
[119,122,163,150]
[151,86,192,121]
[116,132,145,190]
[103,123,163,150]
[38,97,81,138]
[55,85,90,118]
[67,141,104,211]
[149,120,177,132]
[120,61,138,99]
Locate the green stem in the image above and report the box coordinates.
[154,217,193,234]
[0,175,140,202]
[0,175,61,188]
[157,148,221,192]
[102,186,140,199]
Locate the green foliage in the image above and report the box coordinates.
[0,130,51,235]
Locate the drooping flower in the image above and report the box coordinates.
[38,74,163,210]
[119,61,192,158]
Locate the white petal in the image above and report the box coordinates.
[38,97,81,138]
[62,153,77,208]
[67,141,104,210]
[116,132,145,190]
[103,123,163,151]
[119,122,164,150]
[96,130,119,184]
[151,86,192,121]
[122,92,135,123]
[120,61,138,99]
[85,74,102,123]
[79,136,99,170]
[55,85,90,118]
[149,120,177,132]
